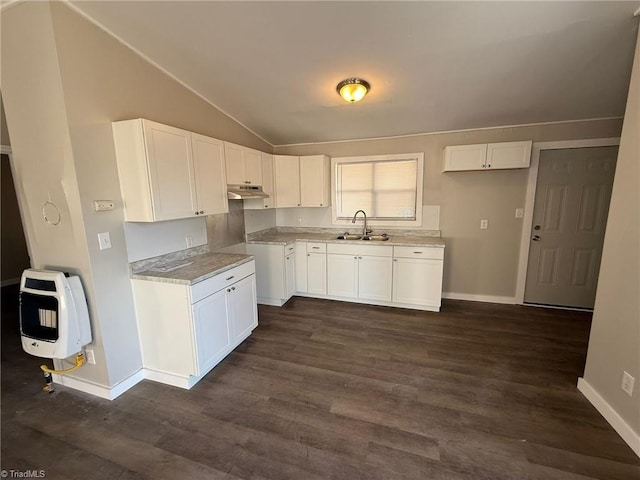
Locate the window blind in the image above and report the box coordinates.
[336,159,418,220]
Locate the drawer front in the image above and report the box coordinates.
[191,260,256,303]
[393,246,444,260]
[327,243,392,257]
[307,242,327,253]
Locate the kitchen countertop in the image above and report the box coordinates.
[131,251,254,285]
[246,230,445,248]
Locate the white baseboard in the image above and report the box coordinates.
[1,277,20,287]
[577,377,640,457]
[442,292,516,305]
[52,368,145,400]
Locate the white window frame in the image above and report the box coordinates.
[331,152,424,228]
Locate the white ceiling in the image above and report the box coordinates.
[69,1,640,146]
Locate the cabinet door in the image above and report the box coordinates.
[300,155,330,207]
[486,141,532,170]
[358,255,393,301]
[244,153,275,210]
[224,142,245,185]
[307,252,327,295]
[285,252,296,300]
[392,258,443,307]
[192,287,232,375]
[327,254,358,298]
[246,244,285,300]
[442,144,487,172]
[191,133,229,215]
[228,274,258,344]
[244,148,263,186]
[274,155,301,207]
[295,242,308,293]
[143,120,198,220]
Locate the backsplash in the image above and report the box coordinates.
[206,200,245,251]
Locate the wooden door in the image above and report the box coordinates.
[191,133,228,215]
[524,146,617,308]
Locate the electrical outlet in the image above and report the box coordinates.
[85,348,96,365]
[622,371,635,396]
[480,219,489,230]
[97,232,112,250]
[515,208,524,219]
[93,200,115,212]
[185,236,193,248]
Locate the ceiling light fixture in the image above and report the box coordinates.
[336,78,370,103]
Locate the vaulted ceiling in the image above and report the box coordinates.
[70,1,640,146]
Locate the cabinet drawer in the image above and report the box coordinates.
[327,243,392,257]
[191,260,256,303]
[393,246,444,260]
[307,242,327,253]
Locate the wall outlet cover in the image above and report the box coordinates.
[622,371,635,396]
[480,219,489,230]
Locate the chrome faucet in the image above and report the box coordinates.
[352,210,370,237]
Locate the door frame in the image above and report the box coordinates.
[515,137,620,305]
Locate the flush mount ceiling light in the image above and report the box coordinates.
[336,78,370,103]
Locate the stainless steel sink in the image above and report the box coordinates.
[362,234,389,241]
[335,233,389,241]
[336,234,363,240]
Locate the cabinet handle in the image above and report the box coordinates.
[394,259,397,262]
[359,256,362,259]
[231,286,235,291]
[297,203,301,206]
[487,164,491,168]
[195,211,199,215]
[481,164,486,168]
[225,275,235,281]
[320,203,323,206]
[307,254,310,257]
[227,288,231,292]
[200,210,204,214]
[244,180,251,184]
[354,256,357,259]
[312,246,320,250]
[413,251,423,254]
[264,205,269,208]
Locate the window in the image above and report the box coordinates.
[332,153,424,226]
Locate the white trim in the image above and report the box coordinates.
[274,117,623,148]
[523,302,592,313]
[1,277,20,287]
[442,292,516,305]
[515,138,621,305]
[577,378,640,457]
[52,369,146,400]
[143,369,198,390]
[62,1,273,149]
[1,145,13,154]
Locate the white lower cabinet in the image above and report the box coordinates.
[246,243,296,306]
[327,244,392,301]
[132,260,258,389]
[392,246,444,309]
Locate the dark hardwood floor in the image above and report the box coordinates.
[2,287,639,479]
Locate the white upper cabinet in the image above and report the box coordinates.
[274,155,301,207]
[274,154,330,208]
[112,119,228,222]
[224,141,263,185]
[244,152,276,210]
[191,133,229,216]
[443,140,532,172]
[300,155,331,207]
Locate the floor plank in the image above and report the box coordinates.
[2,289,638,479]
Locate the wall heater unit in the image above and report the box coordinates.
[19,269,92,359]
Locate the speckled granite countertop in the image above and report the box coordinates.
[246,228,445,248]
[131,251,254,285]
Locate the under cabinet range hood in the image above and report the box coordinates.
[227,185,269,200]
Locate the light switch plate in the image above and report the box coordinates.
[515,208,524,218]
[97,232,112,250]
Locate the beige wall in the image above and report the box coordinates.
[583,29,640,440]
[1,1,271,390]
[1,95,10,146]
[274,119,622,297]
